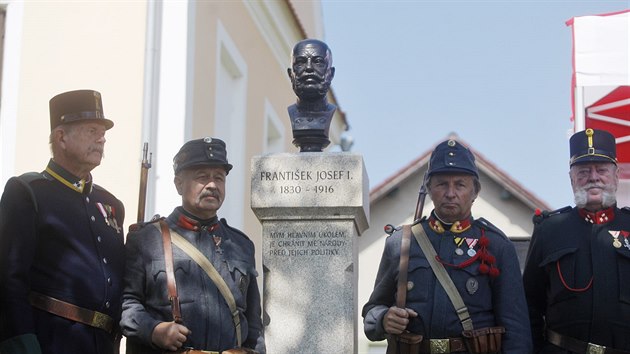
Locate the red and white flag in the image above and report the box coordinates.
[567,10,630,202]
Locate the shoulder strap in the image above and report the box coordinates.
[410,223,474,331]
[158,220,183,323]
[169,228,242,348]
[396,225,412,308]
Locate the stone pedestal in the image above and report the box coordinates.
[251,152,369,353]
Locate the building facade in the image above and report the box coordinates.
[0,0,347,248]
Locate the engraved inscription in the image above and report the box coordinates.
[259,169,353,195]
[266,230,348,257]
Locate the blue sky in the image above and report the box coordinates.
[321,1,628,209]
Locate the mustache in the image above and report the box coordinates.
[199,191,220,199]
[298,73,325,81]
[579,183,605,191]
[89,145,104,154]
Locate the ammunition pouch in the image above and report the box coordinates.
[386,332,423,354]
[222,348,259,354]
[462,326,505,354]
[166,348,258,354]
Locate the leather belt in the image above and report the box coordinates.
[419,337,467,353]
[547,329,630,354]
[28,291,115,334]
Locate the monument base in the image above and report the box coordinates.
[251,152,369,354]
[262,219,357,352]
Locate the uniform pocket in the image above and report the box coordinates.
[151,259,195,305]
[455,264,491,310]
[539,248,578,305]
[406,257,432,302]
[226,259,254,297]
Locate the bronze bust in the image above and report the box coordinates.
[287,39,336,152]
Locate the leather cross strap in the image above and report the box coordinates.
[156,221,242,347]
[28,291,115,333]
[159,220,183,324]
[411,223,474,332]
[396,225,412,308]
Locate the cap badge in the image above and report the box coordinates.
[586,128,595,154]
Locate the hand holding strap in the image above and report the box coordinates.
[159,220,183,323]
[169,228,242,348]
[396,225,412,308]
[156,221,243,347]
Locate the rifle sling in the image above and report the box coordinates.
[156,221,242,347]
[396,225,412,308]
[410,223,474,332]
[159,220,183,324]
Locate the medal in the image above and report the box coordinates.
[466,277,479,295]
[609,230,621,249]
[455,248,464,256]
[465,238,478,258]
[623,231,630,251]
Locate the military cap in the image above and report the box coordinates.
[49,89,113,131]
[427,139,478,178]
[569,128,617,166]
[173,137,233,174]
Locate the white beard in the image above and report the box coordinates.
[573,183,617,209]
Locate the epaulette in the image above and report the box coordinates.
[220,218,252,241]
[532,206,572,225]
[128,214,162,233]
[474,217,508,240]
[621,207,630,214]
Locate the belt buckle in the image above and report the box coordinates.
[91,312,110,331]
[430,338,450,354]
[586,343,606,354]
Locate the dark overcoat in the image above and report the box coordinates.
[363,214,532,353]
[523,206,630,353]
[0,160,125,354]
[121,207,265,354]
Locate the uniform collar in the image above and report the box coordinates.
[428,211,472,234]
[44,159,92,194]
[578,206,615,224]
[172,207,219,232]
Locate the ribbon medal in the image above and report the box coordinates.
[466,238,478,257]
[96,203,121,234]
[454,236,465,256]
[609,230,622,248]
[621,231,630,251]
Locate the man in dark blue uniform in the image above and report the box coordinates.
[121,138,265,354]
[0,90,125,354]
[523,128,630,353]
[363,139,532,353]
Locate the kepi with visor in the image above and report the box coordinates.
[49,89,113,131]
[569,128,617,166]
[427,139,479,178]
[173,137,233,174]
